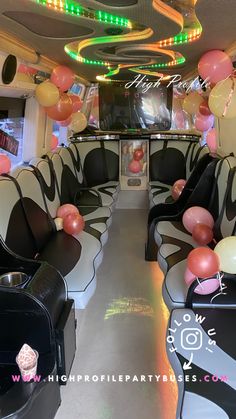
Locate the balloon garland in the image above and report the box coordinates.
[35,65,88,136]
[182,205,236,296]
[181,49,235,153]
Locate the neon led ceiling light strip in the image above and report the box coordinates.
[33,0,202,80]
[35,0,131,28]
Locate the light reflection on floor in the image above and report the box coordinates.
[104,297,154,320]
[151,263,178,419]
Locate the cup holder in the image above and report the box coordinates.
[0,272,29,287]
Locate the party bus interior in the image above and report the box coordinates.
[0,1,236,418]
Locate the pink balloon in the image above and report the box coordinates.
[18,64,37,75]
[51,65,75,92]
[184,268,220,295]
[198,50,233,85]
[0,154,11,174]
[199,100,211,116]
[70,95,82,112]
[57,116,72,127]
[45,93,73,121]
[51,134,58,151]
[192,223,214,246]
[63,213,85,235]
[187,247,220,278]
[206,128,217,153]
[171,179,186,201]
[195,112,214,132]
[128,159,142,174]
[195,278,220,295]
[57,204,79,220]
[184,268,196,287]
[182,206,214,233]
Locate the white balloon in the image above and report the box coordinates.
[214,236,236,274]
[70,112,87,133]
[209,78,236,119]
[54,217,63,231]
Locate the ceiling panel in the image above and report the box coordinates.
[0,0,235,82]
[96,0,138,6]
[3,11,93,38]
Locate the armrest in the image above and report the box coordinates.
[185,277,212,309]
[74,188,103,207]
[0,236,41,272]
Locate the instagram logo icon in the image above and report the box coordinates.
[181,328,203,351]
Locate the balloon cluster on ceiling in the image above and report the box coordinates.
[35,65,88,149]
[182,49,234,153]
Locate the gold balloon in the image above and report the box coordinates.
[183,92,204,115]
[209,78,236,119]
[214,236,236,274]
[35,81,60,107]
[70,112,87,133]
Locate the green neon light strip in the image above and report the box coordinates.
[157,29,202,47]
[34,0,202,80]
[64,46,110,67]
[35,0,131,28]
[139,56,186,69]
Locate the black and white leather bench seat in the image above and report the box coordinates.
[11,167,104,308]
[0,140,122,309]
[146,153,217,261]
[149,140,208,207]
[49,146,118,211]
[157,156,236,310]
[69,141,120,210]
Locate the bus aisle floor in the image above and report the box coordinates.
[55,209,177,419]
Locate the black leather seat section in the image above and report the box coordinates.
[5,198,38,259]
[150,147,186,185]
[0,177,37,259]
[37,231,82,277]
[8,169,88,285]
[146,157,217,261]
[83,147,119,186]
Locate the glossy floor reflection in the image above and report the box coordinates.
[55,209,178,419]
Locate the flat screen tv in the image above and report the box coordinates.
[99,82,172,131]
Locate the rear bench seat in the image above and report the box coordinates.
[54,145,119,210]
[149,139,209,207]
[156,156,236,310]
[71,140,120,210]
